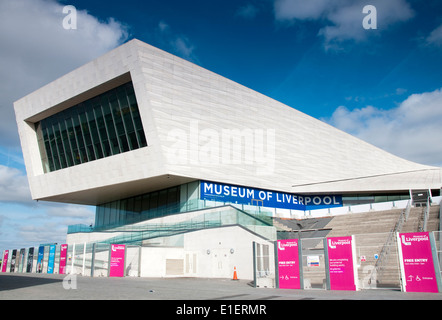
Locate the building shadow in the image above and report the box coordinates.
[0,274,62,291]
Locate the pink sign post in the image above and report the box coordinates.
[397,232,439,293]
[277,239,301,289]
[59,244,68,275]
[326,236,358,291]
[1,250,9,272]
[109,244,126,277]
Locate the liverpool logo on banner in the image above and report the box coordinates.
[397,232,440,293]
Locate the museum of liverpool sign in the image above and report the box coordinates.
[200,181,342,211]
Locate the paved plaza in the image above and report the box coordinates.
[1,273,440,319]
[1,273,441,301]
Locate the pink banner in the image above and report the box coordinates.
[1,250,9,272]
[59,244,68,275]
[327,236,357,291]
[109,244,125,277]
[398,232,439,293]
[277,239,301,289]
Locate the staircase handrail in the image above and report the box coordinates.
[422,196,431,232]
[369,200,410,285]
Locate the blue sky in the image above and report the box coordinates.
[1,0,442,254]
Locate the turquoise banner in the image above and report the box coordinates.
[47,245,56,274]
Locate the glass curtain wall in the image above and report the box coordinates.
[94,181,201,230]
[36,81,147,173]
[95,186,181,229]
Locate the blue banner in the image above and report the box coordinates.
[200,181,342,211]
[47,245,56,274]
[37,246,44,273]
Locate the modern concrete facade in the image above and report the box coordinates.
[13,39,442,279]
[14,39,441,207]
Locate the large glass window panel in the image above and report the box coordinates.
[94,106,106,138]
[141,194,150,214]
[134,196,142,212]
[168,187,179,207]
[119,134,130,152]
[110,92,125,136]
[48,122,61,171]
[133,196,142,223]
[158,190,167,209]
[96,205,105,228]
[93,185,183,228]
[150,192,158,211]
[37,82,146,172]
[41,123,54,171]
[128,132,139,150]
[126,197,134,213]
[54,122,68,169]
[129,87,146,149]
[119,199,127,225]
[60,122,73,167]
[109,203,117,225]
[86,103,99,143]
[102,101,119,155]
[66,117,80,165]
[94,142,104,160]
[111,201,120,225]
[126,197,135,223]
[117,86,129,109]
[78,147,88,163]
[51,120,62,163]
[44,140,55,172]
[137,129,147,147]
[72,113,85,163]
[101,139,111,157]
[110,137,120,155]
[87,145,96,161]
[41,122,49,142]
[103,204,110,227]
[79,110,92,161]
[121,103,135,133]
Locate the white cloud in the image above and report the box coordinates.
[15,222,67,246]
[273,0,414,49]
[158,20,170,33]
[274,0,331,21]
[426,24,442,47]
[327,88,442,166]
[0,165,32,204]
[0,0,126,252]
[0,167,95,250]
[172,36,197,61]
[0,0,129,148]
[46,203,95,220]
[236,3,260,19]
[156,21,199,63]
[0,164,96,219]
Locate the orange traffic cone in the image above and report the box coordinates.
[232,266,238,280]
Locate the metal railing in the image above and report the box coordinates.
[68,199,274,234]
[68,204,276,247]
[368,200,410,286]
[420,196,431,232]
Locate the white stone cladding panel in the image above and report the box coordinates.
[14,39,441,205]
